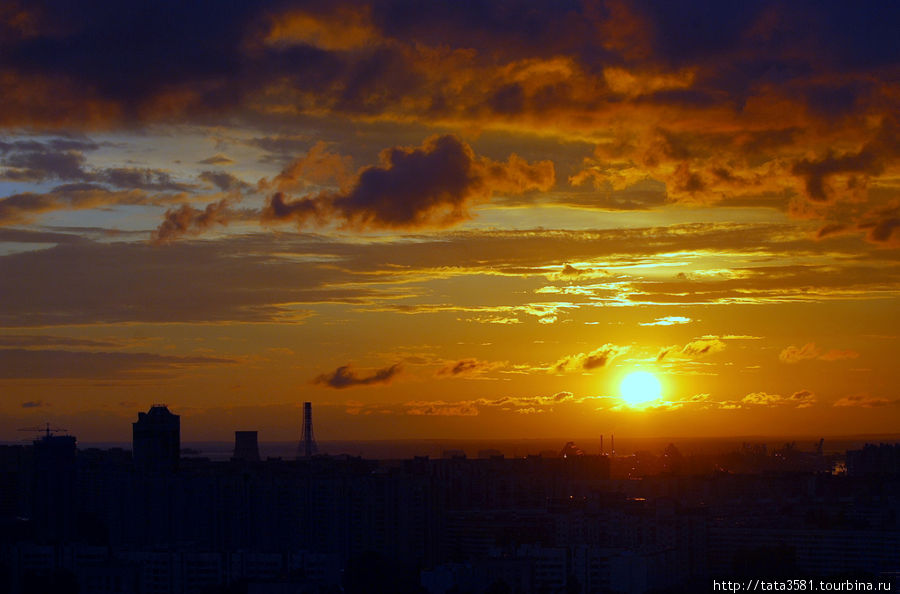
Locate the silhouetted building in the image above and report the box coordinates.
[847,443,900,476]
[32,432,77,543]
[0,444,30,521]
[132,405,180,473]
[233,431,261,462]
[298,402,318,459]
[7,412,900,594]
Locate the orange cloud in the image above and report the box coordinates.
[779,343,821,363]
[658,338,725,361]
[265,141,354,193]
[741,390,815,408]
[263,134,554,230]
[404,401,480,416]
[779,343,859,363]
[152,200,232,244]
[833,394,899,408]
[263,7,378,51]
[553,344,627,372]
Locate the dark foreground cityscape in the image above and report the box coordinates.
[1,404,898,594]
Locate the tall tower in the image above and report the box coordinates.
[298,402,318,459]
[133,404,180,473]
[233,431,260,462]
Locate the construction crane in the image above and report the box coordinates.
[18,423,68,439]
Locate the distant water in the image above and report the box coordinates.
[71,435,900,461]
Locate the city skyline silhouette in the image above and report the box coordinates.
[0,1,898,592]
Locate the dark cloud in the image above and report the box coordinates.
[0,192,62,225]
[436,358,502,377]
[438,359,483,376]
[0,0,894,137]
[817,222,849,239]
[264,135,554,230]
[790,119,900,214]
[553,344,626,372]
[100,168,193,192]
[0,348,231,379]
[198,171,249,192]
[789,390,816,406]
[312,363,402,389]
[21,400,45,408]
[0,142,191,195]
[0,2,896,248]
[792,149,881,202]
[488,83,526,115]
[1,149,89,181]
[858,204,900,244]
[154,135,554,242]
[0,1,259,122]
[560,264,584,277]
[151,200,232,244]
[262,192,324,227]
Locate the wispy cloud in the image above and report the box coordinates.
[658,338,725,361]
[0,349,233,380]
[833,394,900,408]
[312,363,402,389]
[553,344,628,373]
[436,358,506,378]
[740,390,816,408]
[640,316,691,326]
[779,343,860,363]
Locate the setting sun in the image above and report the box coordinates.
[620,371,663,407]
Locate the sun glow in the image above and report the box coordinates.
[620,371,663,407]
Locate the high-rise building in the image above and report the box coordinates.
[233,431,260,462]
[132,405,180,473]
[298,402,318,459]
[31,431,77,543]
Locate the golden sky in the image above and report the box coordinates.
[1,1,899,441]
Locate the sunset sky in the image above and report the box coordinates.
[1,1,899,442]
